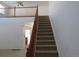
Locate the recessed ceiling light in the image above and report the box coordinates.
[17,1,24,6]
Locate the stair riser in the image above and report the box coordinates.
[38,27,52,29]
[38,30,52,32]
[39,20,50,22]
[37,37,53,39]
[37,40,54,42]
[39,19,49,20]
[37,32,53,35]
[37,38,54,40]
[39,22,50,24]
[38,26,51,28]
[36,42,55,45]
[39,21,50,23]
[39,24,51,26]
[38,28,52,30]
[38,29,52,31]
[38,32,53,34]
[37,38,54,41]
[39,23,50,25]
[39,20,50,21]
[37,36,53,38]
[39,18,49,20]
[37,34,53,36]
[39,26,51,28]
[39,18,49,19]
[35,53,58,57]
[39,25,51,27]
[36,46,57,50]
[39,17,49,18]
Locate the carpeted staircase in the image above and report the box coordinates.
[35,16,58,57]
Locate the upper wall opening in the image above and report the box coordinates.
[0,1,49,16]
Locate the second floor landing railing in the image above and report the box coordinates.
[0,6,37,17]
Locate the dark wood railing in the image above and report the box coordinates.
[26,6,39,57]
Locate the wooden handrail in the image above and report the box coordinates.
[0,6,37,9]
[26,5,39,57]
[0,16,35,18]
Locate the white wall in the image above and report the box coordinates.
[38,5,48,16]
[49,1,79,57]
[15,8,36,16]
[0,17,34,49]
